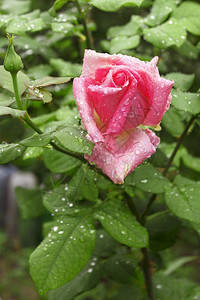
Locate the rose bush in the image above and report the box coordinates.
[73,50,174,183]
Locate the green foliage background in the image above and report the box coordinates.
[0,0,200,299]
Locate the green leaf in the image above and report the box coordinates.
[0,66,29,95]
[109,35,140,54]
[107,15,144,38]
[30,76,71,88]
[182,151,200,173]
[125,163,170,194]
[145,0,177,27]
[93,229,118,258]
[143,18,187,49]
[0,143,26,164]
[43,148,80,173]
[32,112,57,126]
[0,93,15,106]
[161,108,185,137]
[171,90,200,114]
[23,147,43,160]
[146,211,180,251]
[163,256,198,276]
[48,257,104,300]
[149,148,168,168]
[43,185,93,216]
[175,40,199,60]
[165,72,195,91]
[94,199,148,248]
[20,133,51,147]
[28,64,53,79]
[29,216,96,294]
[165,175,200,223]
[51,22,74,35]
[154,272,199,300]
[16,187,44,220]
[49,0,71,16]
[105,255,136,283]
[50,59,82,77]
[53,126,94,155]
[6,17,44,34]
[28,87,52,103]
[68,166,98,202]
[0,106,26,118]
[0,0,31,14]
[90,0,144,12]
[172,1,200,35]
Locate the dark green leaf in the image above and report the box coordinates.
[165,72,195,91]
[0,66,29,95]
[29,216,96,294]
[43,148,80,173]
[161,108,185,137]
[48,257,104,300]
[165,175,200,223]
[125,163,170,194]
[0,143,26,164]
[143,19,187,49]
[105,255,136,283]
[16,187,44,220]
[146,211,180,251]
[94,199,148,248]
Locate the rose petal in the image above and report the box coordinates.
[73,77,104,142]
[85,128,160,184]
[142,76,174,126]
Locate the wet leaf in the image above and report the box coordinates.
[30,216,96,294]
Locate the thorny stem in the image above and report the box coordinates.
[76,0,93,49]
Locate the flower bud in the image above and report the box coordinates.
[4,34,23,74]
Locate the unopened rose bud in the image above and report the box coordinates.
[4,34,23,74]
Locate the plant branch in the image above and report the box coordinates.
[140,113,198,223]
[76,0,93,49]
[141,248,155,300]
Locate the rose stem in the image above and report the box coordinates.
[76,0,93,49]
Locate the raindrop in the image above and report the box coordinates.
[141,179,148,183]
[88,268,93,273]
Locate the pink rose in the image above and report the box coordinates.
[73,50,174,183]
